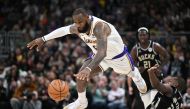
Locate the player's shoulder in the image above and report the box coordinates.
[93,22,111,37]
[132,43,139,50]
[172,87,181,95]
[94,21,110,31]
[153,42,164,50]
[93,16,110,27]
[94,21,104,27]
[132,44,138,50]
[131,45,138,53]
[153,41,162,47]
[92,16,103,21]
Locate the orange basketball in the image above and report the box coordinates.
[48,79,69,101]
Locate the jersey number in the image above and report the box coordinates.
[144,61,151,69]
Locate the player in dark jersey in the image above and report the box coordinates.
[147,64,185,109]
[128,27,169,91]
[127,27,169,109]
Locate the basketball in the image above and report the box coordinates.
[48,79,69,101]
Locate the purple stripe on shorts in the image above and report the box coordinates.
[112,46,135,71]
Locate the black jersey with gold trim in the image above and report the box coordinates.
[136,41,160,69]
[147,87,182,109]
[136,41,161,90]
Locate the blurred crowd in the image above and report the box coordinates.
[1,0,190,32]
[0,0,190,109]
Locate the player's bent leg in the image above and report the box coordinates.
[64,59,102,109]
[128,67,147,93]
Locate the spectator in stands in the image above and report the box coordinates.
[182,87,190,109]
[0,78,11,109]
[6,65,19,86]
[46,71,57,82]
[91,76,108,109]
[22,91,42,109]
[187,77,190,88]
[107,80,127,109]
[37,76,57,109]
[10,74,37,109]
[63,70,76,89]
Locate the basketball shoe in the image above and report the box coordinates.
[63,98,88,109]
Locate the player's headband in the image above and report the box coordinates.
[138,27,149,33]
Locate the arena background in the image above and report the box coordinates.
[0,0,190,109]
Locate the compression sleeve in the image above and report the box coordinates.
[42,25,72,41]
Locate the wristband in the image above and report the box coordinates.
[42,36,46,42]
[85,67,92,72]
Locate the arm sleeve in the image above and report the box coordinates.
[43,25,72,41]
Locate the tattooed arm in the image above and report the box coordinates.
[73,22,110,81]
[87,22,111,71]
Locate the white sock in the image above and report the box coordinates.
[128,67,141,82]
[78,90,87,103]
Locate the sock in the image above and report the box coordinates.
[128,67,141,82]
[78,90,87,103]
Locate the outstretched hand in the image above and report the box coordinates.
[74,68,91,81]
[27,38,44,51]
[147,64,160,74]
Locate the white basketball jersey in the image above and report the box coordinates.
[78,16,125,59]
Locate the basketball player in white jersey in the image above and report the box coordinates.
[27,8,147,109]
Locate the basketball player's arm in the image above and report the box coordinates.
[41,24,77,41]
[131,45,145,72]
[148,65,173,97]
[130,46,138,65]
[154,43,170,65]
[27,24,76,50]
[87,22,111,71]
[73,22,110,81]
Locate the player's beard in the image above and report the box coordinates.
[78,22,90,33]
